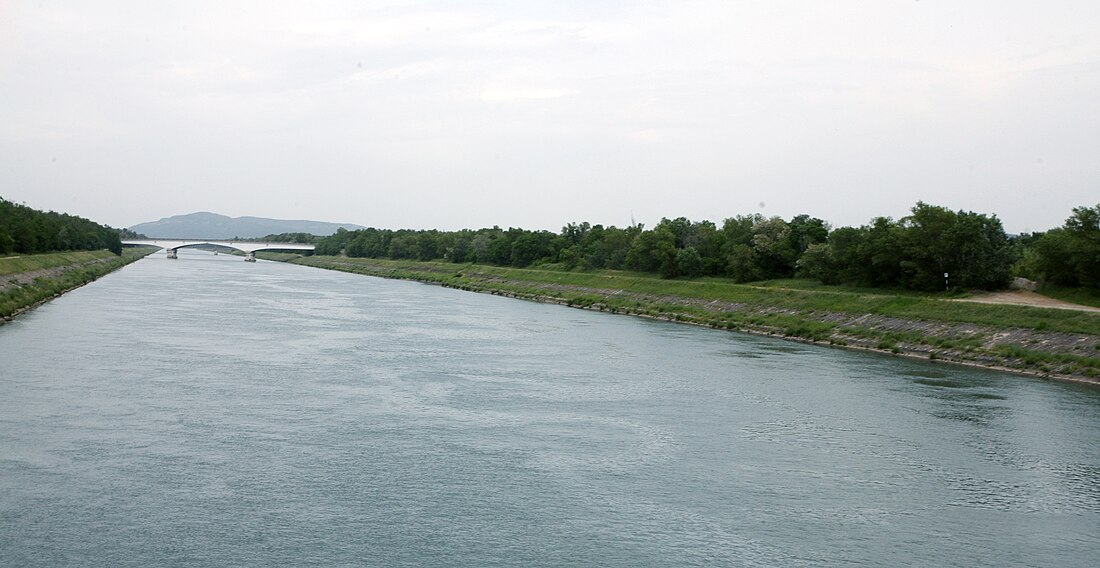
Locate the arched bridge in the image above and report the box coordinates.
[122,239,314,262]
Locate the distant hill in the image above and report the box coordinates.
[129,212,366,239]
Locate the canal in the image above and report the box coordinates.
[2,251,1098,566]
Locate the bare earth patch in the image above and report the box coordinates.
[953,291,1100,313]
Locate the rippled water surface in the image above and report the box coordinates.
[2,252,1099,566]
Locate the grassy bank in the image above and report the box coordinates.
[1036,285,1100,309]
[291,256,1100,383]
[1,247,156,319]
[0,250,119,276]
[256,251,309,262]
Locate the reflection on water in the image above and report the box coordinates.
[912,378,969,388]
[1,250,1098,567]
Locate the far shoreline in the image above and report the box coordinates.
[287,255,1100,389]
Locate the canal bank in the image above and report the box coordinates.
[0,248,156,322]
[290,256,1100,386]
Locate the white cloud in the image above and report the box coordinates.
[480,85,579,102]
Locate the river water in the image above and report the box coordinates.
[1,251,1098,566]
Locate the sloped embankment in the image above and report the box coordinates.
[1,248,155,322]
[291,256,1100,386]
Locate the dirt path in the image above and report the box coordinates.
[953,290,1100,313]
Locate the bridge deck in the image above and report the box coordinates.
[122,239,315,253]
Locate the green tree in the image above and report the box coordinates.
[627,225,677,275]
[675,246,705,277]
[946,210,1013,290]
[898,203,1012,291]
[416,231,445,261]
[898,202,958,290]
[510,231,553,267]
[345,234,368,257]
[720,214,761,250]
[469,233,493,263]
[388,233,418,259]
[0,197,122,255]
[1033,204,1100,289]
[859,217,905,287]
[448,231,473,263]
[751,216,795,278]
[795,242,836,283]
[0,229,13,254]
[725,244,760,282]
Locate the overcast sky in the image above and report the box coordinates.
[2,1,1098,233]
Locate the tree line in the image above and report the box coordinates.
[6,194,1093,292]
[0,197,123,255]
[313,202,1100,292]
[257,232,317,244]
[1014,205,1100,289]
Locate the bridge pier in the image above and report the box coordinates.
[244,251,256,262]
[166,249,178,259]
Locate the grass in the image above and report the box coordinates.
[994,344,1100,377]
[0,250,118,277]
[256,251,308,262]
[750,278,964,298]
[1037,285,1100,309]
[1,248,155,318]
